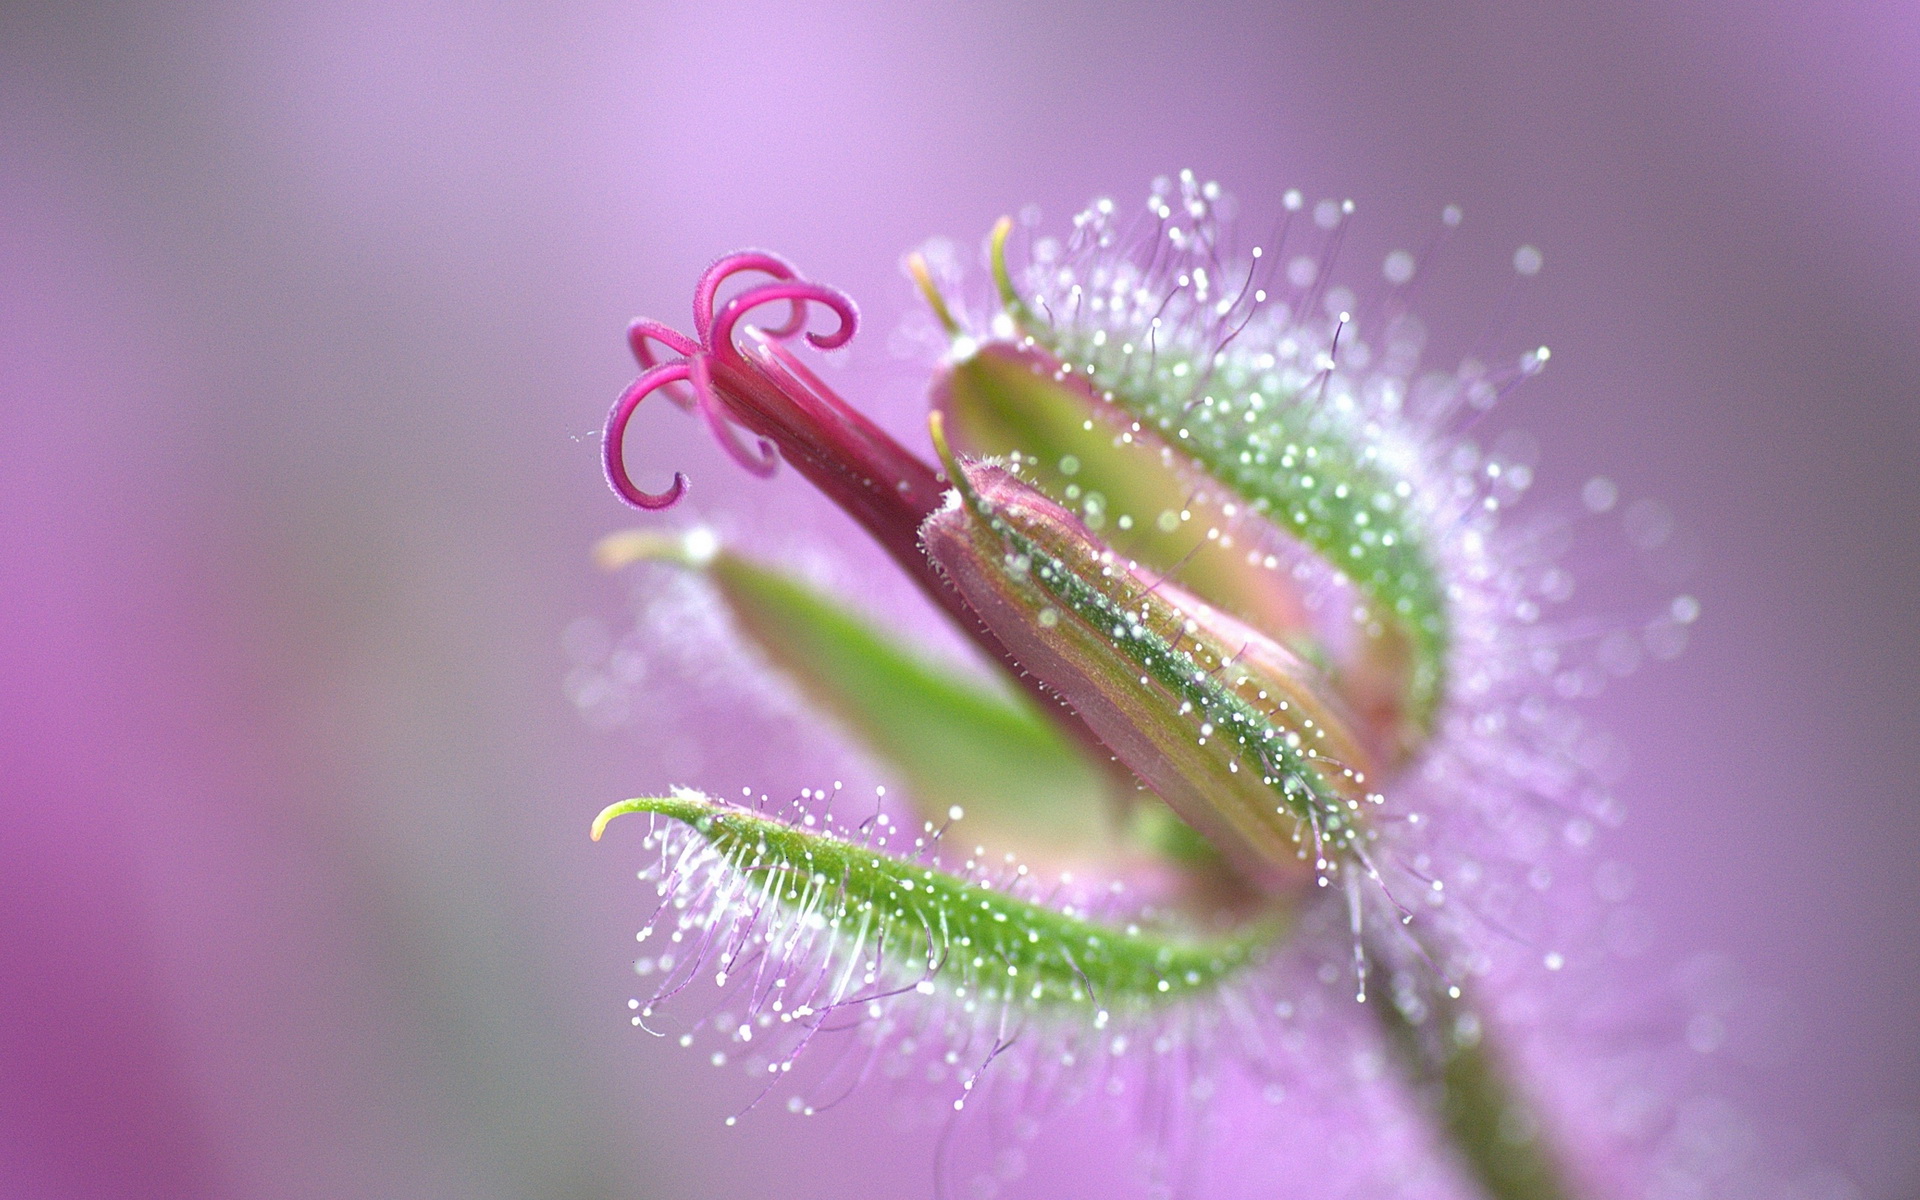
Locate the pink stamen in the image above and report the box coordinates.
[689,354,778,477]
[605,250,1124,776]
[709,280,857,360]
[604,257,843,513]
[692,251,808,344]
[627,318,701,410]
[604,255,882,523]
[605,361,694,509]
[601,252,951,653]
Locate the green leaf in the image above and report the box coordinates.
[593,788,1283,1011]
[597,530,1115,850]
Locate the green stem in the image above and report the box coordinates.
[1370,944,1580,1200]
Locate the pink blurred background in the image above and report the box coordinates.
[3,3,1915,1197]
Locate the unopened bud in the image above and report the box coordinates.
[922,421,1381,892]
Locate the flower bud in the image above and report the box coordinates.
[921,423,1381,893]
[919,216,1449,766]
[933,339,1316,645]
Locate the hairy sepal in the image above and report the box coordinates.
[933,343,1322,673]
[961,218,1452,755]
[593,789,1278,1013]
[1040,318,1447,739]
[920,454,1382,895]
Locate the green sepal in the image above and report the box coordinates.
[594,789,1284,1010]
[1041,324,1446,738]
[946,226,1450,752]
[934,343,1334,682]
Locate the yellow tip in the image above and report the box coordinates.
[988,216,1039,334]
[590,799,641,841]
[927,411,979,510]
[928,410,954,477]
[989,217,1018,308]
[928,407,949,458]
[594,527,721,571]
[906,253,961,337]
[591,791,716,842]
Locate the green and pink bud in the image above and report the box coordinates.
[921,418,1382,895]
[917,215,1449,766]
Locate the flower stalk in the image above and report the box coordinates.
[1372,942,1577,1200]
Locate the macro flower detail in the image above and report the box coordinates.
[927,212,1454,763]
[592,173,1628,1199]
[604,249,932,536]
[591,787,1276,1019]
[918,430,1380,895]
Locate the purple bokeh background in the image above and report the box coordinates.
[3,3,1915,1197]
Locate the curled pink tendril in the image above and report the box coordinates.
[710,281,858,365]
[692,251,809,344]
[603,249,1114,775]
[603,251,861,511]
[626,319,701,410]
[604,361,693,509]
